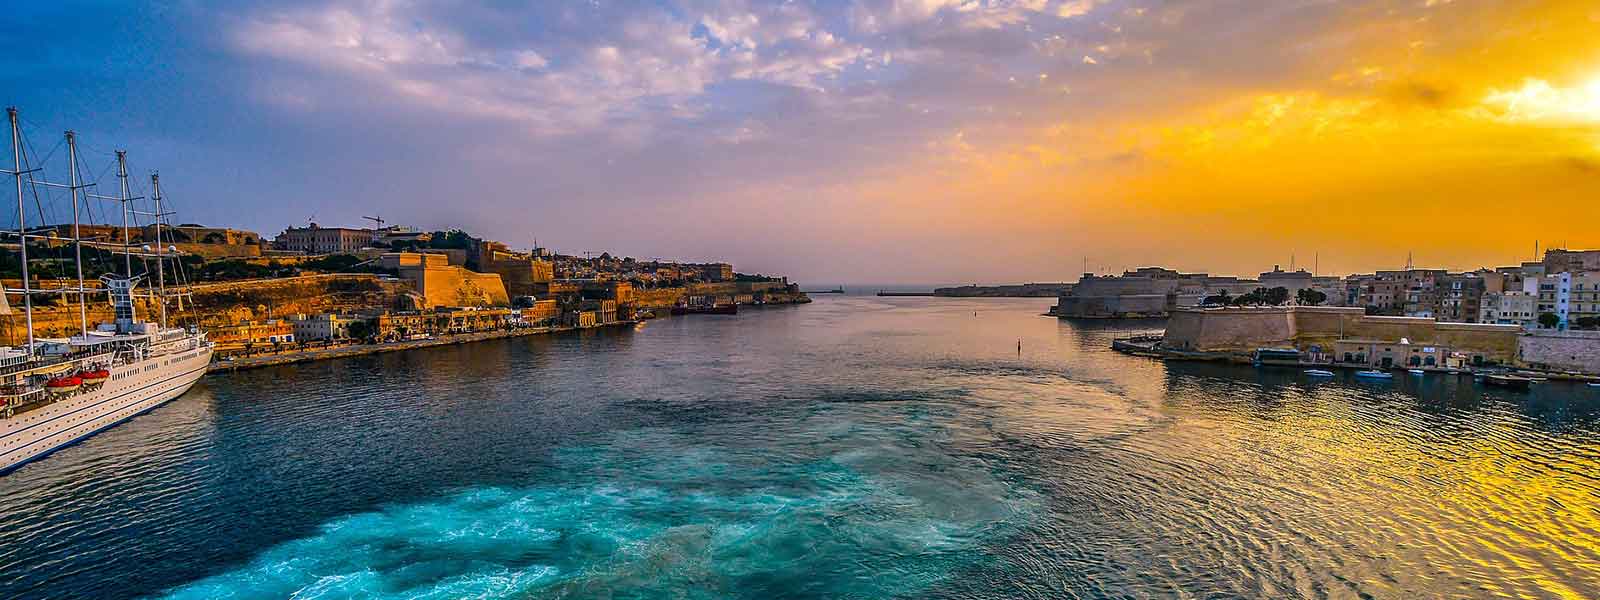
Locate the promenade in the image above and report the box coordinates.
[207,322,635,374]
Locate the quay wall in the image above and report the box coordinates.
[1164,308,1294,350]
[1165,306,1520,361]
[1518,331,1600,373]
[1057,293,1173,319]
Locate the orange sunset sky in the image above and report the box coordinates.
[9,0,1600,283]
[784,0,1600,282]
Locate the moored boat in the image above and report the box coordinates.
[1,107,215,474]
[671,303,738,316]
[1354,370,1393,380]
[1304,369,1335,377]
[1483,374,1533,390]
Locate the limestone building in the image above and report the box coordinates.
[380,252,510,309]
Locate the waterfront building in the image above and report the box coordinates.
[1541,249,1600,274]
[1437,273,1486,323]
[1526,271,1600,330]
[563,310,598,328]
[208,320,296,348]
[1332,339,1465,369]
[1349,273,1404,313]
[274,223,375,254]
[1478,291,1537,326]
[580,299,619,324]
[519,300,560,327]
[289,313,358,341]
[1258,266,1314,296]
[437,307,515,334]
[1054,268,1263,318]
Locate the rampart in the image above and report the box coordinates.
[1164,306,1521,361]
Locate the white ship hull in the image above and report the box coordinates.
[0,346,213,474]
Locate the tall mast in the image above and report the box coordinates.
[116,150,131,277]
[66,131,87,336]
[8,108,35,351]
[150,173,166,327]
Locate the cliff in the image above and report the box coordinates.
[0,274,417,345]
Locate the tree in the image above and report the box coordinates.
[346,319,375,342]
[1296,288,1327,306]
[1263,286,1291,306]
[1202,289,1232,306]
[1538,312,1561,329]
[1576,316,1600,330]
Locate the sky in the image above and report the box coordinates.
[3,0,1600,285]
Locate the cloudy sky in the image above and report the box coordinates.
[5,0,1599,284]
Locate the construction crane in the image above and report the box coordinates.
[362,215,385,229]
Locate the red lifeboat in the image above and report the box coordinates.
[80,369,110,386]
[46,376,83,396]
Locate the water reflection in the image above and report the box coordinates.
[0,297,1595,598]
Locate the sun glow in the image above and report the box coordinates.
[1481,77,1600,124]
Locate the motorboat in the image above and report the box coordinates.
[1304,369,1335,377]
[1483,374,1534,390]
[1354,370,1393,380]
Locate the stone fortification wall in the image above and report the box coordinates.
[1164,306,1520,361]
[1163,308,1295,351]
[1058,293,1173,318]
[633,288,688,308]
[411,267,509,308]
[172,243,262,259]
[1518,331,1600,372]
[0,274,417,344]
[185,274,417,326]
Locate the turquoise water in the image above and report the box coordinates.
[161,425,1034,599]
[2,296,1599,598]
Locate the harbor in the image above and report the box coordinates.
[206,321,639,373]
[8,296,1600,599]
[7,0,1600,597]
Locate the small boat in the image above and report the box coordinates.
[1483,374,1533,390]
[670,303,738,316]
[45,375,83,396]
[1589,382,1600,388]
[1303,369,1335,377]
[1354,370,1393,380]
[1408,369,1425,375]
[79,369,110,386]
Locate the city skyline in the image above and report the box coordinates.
[6,0,1599,284]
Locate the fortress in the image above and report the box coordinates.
[1163,306,1522,364]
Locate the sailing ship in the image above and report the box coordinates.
[0,107,213,474]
